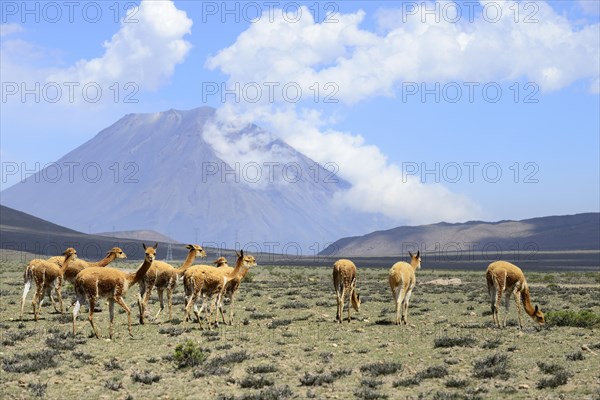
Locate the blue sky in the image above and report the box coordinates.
[1,0,599,228]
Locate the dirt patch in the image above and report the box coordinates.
[422,278,462,285]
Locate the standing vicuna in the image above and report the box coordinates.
[486,261,545,329]
[184,250,257,328]
[20,248,78,321]
[62,247,127,285]
[389,251,421,325]
[332,259,361,323]
[72,243,157,339]
[138,244,206,324]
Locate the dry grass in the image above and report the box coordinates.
[1,259,599,399]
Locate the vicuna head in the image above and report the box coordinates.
[213,257,228,267]
[186,244,207,258]
[63,247,77,259]
[532,304,545,325]
[142,243,158,262]
[108,247,127,259]
[409,251,421,269]
[235,250,257,268]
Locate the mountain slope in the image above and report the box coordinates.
[320,213,600,257]
[0,107,367,249]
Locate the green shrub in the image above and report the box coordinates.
[546,310,600,328]
[174,340,206,369]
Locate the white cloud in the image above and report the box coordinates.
[0,23,23,37]
[207,2,599,101]
[49,0,192,91]
[1,0,192,103]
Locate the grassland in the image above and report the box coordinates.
[1,256,599,399]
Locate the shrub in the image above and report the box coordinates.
[393,376,421,387]
[3,350,58,373]
[239,375,275,389]
[131,370,161,384]
[268,319,292,329]
[418,365,448,379]
[27,381,47,398]
[565,350,585,361]
[360,378,383,388]
[104,358,122,371]
[354,387,388,400]
[546,310,600,328]
[434,335,477,348]
[247,364,278,374]
[174,340,206,369]
[360,362,402,376]
[537,370,572,389]
[473,353,510,379]
[2,329,36,346]
[445,378,469,388]
[105,378,123,391]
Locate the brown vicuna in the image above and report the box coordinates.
[332,259,361,323]
[72,243,157,339]
[20,248,77,321]
[138,244,206,324]
[184,251,257,328]
[389,251,421,325]
[212,255,255,325]
[486,261,544,329]
[62,247,127,285]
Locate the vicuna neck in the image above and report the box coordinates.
[97,252,117,267]
[60,253,76,275]
[176,250,198,275]
[227,258,247,279]
[521,287,536,316]
[129,258,154,285]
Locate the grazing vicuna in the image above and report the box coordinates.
[389,251,421,325]
[72,243,157,339]
[20,248,77,320]
[184,251,256,328]
[332,259,361,323]
[486,261,544,329]
[138,244,206,324]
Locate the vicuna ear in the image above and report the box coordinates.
[409,251,413,258]
[240,250,244,257]
[186,244,193,250]
[416,251,420,258]
[143,243,147,250]
[534,305,539,313]
[154,243,158,249]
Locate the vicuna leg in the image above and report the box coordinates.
[513,290,523,329]
[87,295,100,338]
[108,298,116,339]
[347,288,354,323]
[402,288,413,325]
[393,286,405,325]
[114,296,132,337]
[32,281,45,321]
[228,292,236,325]
[137,281,146,325]
[167,286,173,322]
[495,284,504,328]
[503,290,512,328]
[20,280,31,320]
[154,288,165,321]
[338,286,346,324]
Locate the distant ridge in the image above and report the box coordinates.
[95,230,179,244]
[320,213,600,257]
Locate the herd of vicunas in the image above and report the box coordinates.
[20,244,545,339]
